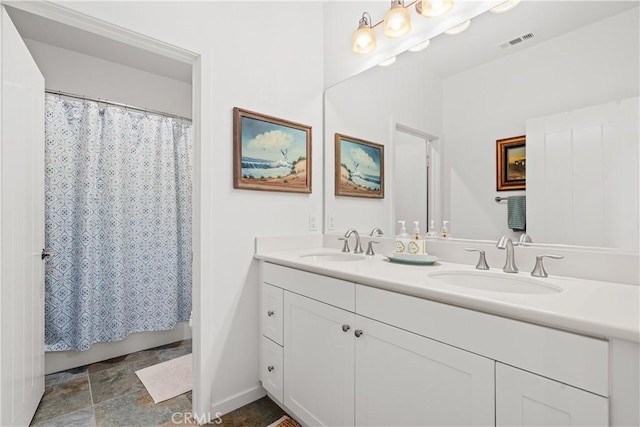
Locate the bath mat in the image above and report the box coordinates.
[135,353,192,403]
[267,416,301,427]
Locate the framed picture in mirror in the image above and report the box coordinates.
[335,133,384,198]
[497,135,526,191]
[233,107,312,193]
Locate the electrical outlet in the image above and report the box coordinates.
[309,214,318,231]
[328,215,335,231]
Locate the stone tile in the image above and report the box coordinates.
[93,387,191,427]
[184,390,192,403]
[216,396,287,427]
[88,347,158,374]
[44,366,88,387]
[30,377,92,425]
[155,345,191,362]
[31,407,95,427]
[89,362,146,404]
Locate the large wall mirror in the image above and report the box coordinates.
[324,1,639,250]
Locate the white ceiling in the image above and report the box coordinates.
[403,0,638,77]
[5,6,192,83]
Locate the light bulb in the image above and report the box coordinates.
[490,0,521,14]
[444,19,471,35]
[408,39,431,52]
[383,1,411,38]
[417,0,454,18]
[378,56,397,67]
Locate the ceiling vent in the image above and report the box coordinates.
[499,32,535,49]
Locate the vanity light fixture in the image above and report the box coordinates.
[352,12,377,54]
[416,0,454,18]
[444,19,471,35]
[489,0,522,14]
[408,39,431,52]
[378,56,397,67]
[383,0,412,38]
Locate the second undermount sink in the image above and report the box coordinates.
[300,252,366,262]
[428,270,563,294]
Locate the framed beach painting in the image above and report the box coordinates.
[335,133,384,198]
[496,135,526,191]
[233,108,312,193]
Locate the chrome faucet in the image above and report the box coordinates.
[496,236,518,273]
[344,229,364,254]
[366,228,384,255]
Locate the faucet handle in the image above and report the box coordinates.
[531,254,564,278]
[366,240,380,256]
[465,248,490,270]
[338,237,350,253]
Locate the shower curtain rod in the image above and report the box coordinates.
[45,89,192,123]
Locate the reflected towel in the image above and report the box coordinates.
[507,196,526,231]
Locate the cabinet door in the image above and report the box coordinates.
[496,363,608,426]
[284,292,354,426]
[355,315,495,427]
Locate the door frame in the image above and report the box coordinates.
[1,0,204,417]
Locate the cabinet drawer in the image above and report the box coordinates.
[262,283,283,345]
[496,363,608,426]
[263,263,355,312]
[356,284,609,396]
[261,336,283,403]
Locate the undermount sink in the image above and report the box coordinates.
[300,252,366,262]
[428,270,563,294]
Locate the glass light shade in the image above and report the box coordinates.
[352,26,377,54]
[490,0,521,13]
[408,39,431,52]
[417,0,454,18]
[444,19,471,35]
[383,3,411,38]
[378,56,397,67]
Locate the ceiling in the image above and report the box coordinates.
[390,0,638,77]
[5,6,192,83]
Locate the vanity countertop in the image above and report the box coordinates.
[255,248,640,343]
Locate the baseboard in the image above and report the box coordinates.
[210,386,267,420]
[45,322,191,374]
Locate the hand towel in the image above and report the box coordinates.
[507,195,526,231]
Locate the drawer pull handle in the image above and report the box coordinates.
[342,324,350,332]
[354,329,363,338]
[267,365,274,372]
[267,311,275,317]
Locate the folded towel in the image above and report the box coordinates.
[507,195,526,231]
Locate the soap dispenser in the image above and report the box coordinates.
[395,221,410,254]
[441,220,450,239]
[426,220,438,238]
[412,221,421,239]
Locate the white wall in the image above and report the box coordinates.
[442,8,639,242]
[24,39,192,119]
[324,53,442,235]
[51,0,325,419]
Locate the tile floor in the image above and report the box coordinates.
[31,340,287,427]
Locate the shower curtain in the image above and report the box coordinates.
[44,94,192,352]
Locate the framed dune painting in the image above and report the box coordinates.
[233,108,312,193]
[496,135,526,191]
[335,133,384,198]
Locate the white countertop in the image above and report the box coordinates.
[255,247,640,343]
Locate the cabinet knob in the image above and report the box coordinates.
[342,324,351,332]
[267,310,274,317]
[267,365,274,372]
[354,329,363,338]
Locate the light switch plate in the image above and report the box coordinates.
[309,214,317,231]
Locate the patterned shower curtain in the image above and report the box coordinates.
[44,94,192,351]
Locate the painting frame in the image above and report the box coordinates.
[233,107,312,193]
[496,135,526,191]
[334,133,384,198]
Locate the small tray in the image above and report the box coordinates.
[386,254,440,265]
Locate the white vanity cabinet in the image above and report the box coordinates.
[354,315,495,426]
[283,291,355,426]
[260,262,612,427]
[496,363,608,426]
